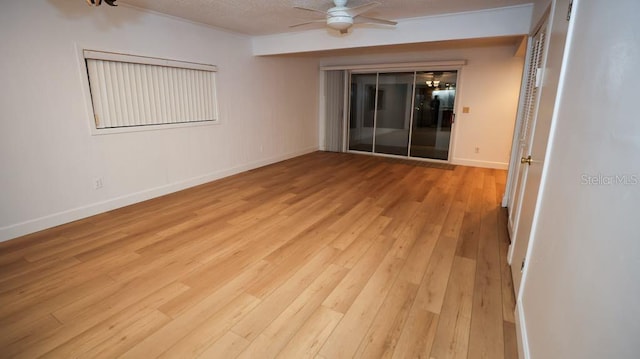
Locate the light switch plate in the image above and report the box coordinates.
[462,107,470,113]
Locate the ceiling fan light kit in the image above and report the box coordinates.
[327,16,354,32]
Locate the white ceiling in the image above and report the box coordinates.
[120,0,533,36]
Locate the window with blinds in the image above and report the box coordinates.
[84,50,219,131]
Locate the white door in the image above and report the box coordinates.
[507,20,548,295]
[507,25,548,247]
[508,5,572,295]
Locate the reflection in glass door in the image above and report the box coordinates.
[349,73,377,152]
[410,71,457,160]
[348,69,458,162]
[374,72,414,156]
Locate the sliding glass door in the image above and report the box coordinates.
[411,71,457,160]
[348,69,458,161]
[349,73,377,152]
[374,72,414,156]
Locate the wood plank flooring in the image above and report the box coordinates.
[0,152,517,359]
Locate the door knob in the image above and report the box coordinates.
[521,155,533,165]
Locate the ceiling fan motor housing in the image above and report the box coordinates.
[327,7,354,31]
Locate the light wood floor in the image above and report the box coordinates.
[0,152,517,359]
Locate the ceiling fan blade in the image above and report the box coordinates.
[289,19,327,28]
[346,2,380,17]
[293,6,328,16]
[355,15,397,26]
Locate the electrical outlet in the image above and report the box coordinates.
[94,178,104,190]
[475,147,480,154]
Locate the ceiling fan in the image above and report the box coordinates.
[85,0,117,6]
[291,0,397,34]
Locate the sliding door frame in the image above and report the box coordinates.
[344,64,464,164]
[407,71,418,157]
[341,71,350,152]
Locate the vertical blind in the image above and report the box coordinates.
[84,50,218,129]
[324,70,346,152]
[520,30,546,144]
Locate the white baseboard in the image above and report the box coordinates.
[452,158,509,170]
[0,146,318,243]
[515,299,530,359]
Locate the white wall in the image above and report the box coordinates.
[320,44,524,169]
[521,0,640,358]
[0,1,319,241]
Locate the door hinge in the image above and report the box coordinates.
[566,0,573,21]
[521,258,526,272]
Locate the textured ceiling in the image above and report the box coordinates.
[120,0,533,36]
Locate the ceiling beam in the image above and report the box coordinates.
[252,4,533,56]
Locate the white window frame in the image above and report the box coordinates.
[77,47,220,135]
